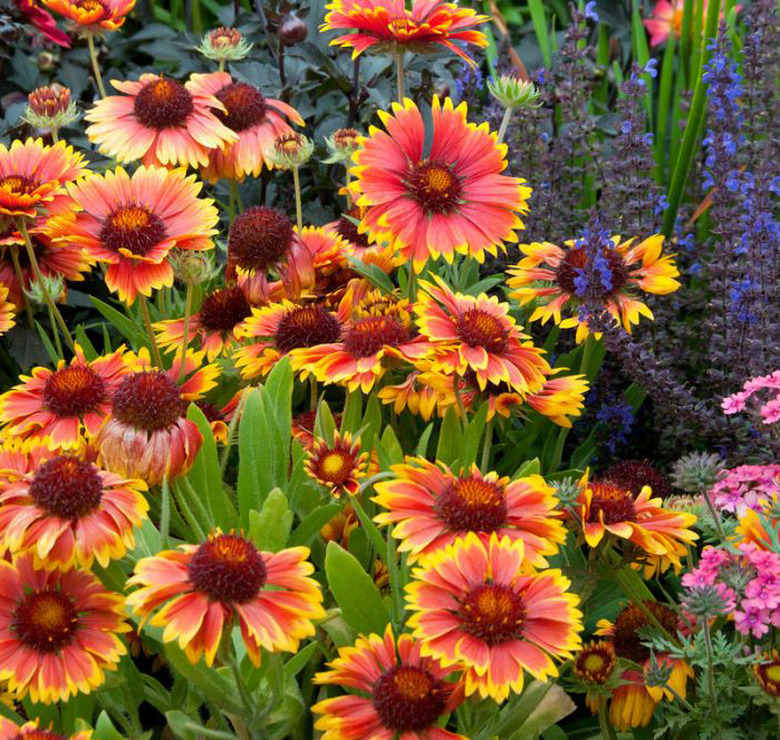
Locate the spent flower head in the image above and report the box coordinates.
[488,74,542,110]
[197,27,253,62]
[23,83,80,130]
[671,451,725,493]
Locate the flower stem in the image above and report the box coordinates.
[218,58,225,73]
[50,128,59,143]
[701,487,727,541]
[395,50,405,101]
[597,702,617,740]
[702,618,718,711]
[219,390,247,476]
[9,245,34,328]
[139,295,163,367]
[178,281,193,383]
[497,106,513,145]
[18,219,75,352]
[87,34,107,98]
[480,416,493,473]
[47,302,64,358]
[309,376,318,411]
[292,167,303,231]
[453,375,468,432]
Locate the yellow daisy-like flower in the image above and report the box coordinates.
[507,235,680,342]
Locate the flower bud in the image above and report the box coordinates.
[23,84,80,130]
[671,452,724,493]
[270,131,314,169]
[170,249,220,284]
[681,583,734,619]
[643,654,674,689]
[36,51,58,72]
[278,14,308,46]
[488,74,542,110]
[25,274,66,307]
[573,641,616,686]
[197,27,253,62]
[323,128,361,163]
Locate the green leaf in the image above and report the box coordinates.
[288,503,342,547]
[75,326,99,359]
[528,0,552,68]
[94,710,126,740]
[284,642,321,679]
[89,296,139,345]
[341,390,363,434]
[248,488,293,552]
[460,401,489,469]
[435,407,462,467]
[415,423,434,457]
[34,321,59,365]
[325,542,390,635]
[237,388,269,527]
[314,398,337,441]
[377,426,403,470]
[345,256,395,294]
[512,457,541,479]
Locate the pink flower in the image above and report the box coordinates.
[722,391,749,414]
[760,398,780,424]
[734,606,770,638]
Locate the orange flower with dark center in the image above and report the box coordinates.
[586,482,638,525]
[573,641,617,685]
[99,204,167,257]
[342,314,410,357]
[372,665,448,732]
[200,286,252,332]
[44,364,107,417]
[277,305,342,351]
[603,460,674,500]
[112,371,183,432]
[133,77,194,128]
[187,533,268,603]
[28,456,102,518]
[332,205,371,248]
[456,308,509,354]
[215,82,267,131]
[0,719,92,739]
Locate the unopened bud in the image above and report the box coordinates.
[36,51,57,72]
[197,27,253,62]
[671,452,724,493]
[488,74,542,110]
[23,84,80,130]
[323,128,361,163]
[170,249,220,284]
[25,274,66,307]
[270,131,313,169]
[278,14,308,46]
[643,654,674,689]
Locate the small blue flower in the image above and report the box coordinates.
[644,59,659,78]
[584,1,599,22]
[621,120,632,134]
[642,132,654,146]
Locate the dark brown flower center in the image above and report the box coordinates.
[215,83,267,132]
[42,364,108,417]
[187,534,267,603]
[28,456,104,519]
[406,161,462,213]
[228,206,294,272]
[459,583,525,646]
[199,286,251,333]
[133,77,194,129]
[612,602,678,663]
[603,460,673,499]
[372,665,447,733]
[456,308,509,353]
[112,371,183,432]
[12,589,78,653]
[275,305,342,352]
[99,204,168,257]
[342,315,409,358]
[587,482,637,525]
[335,206,370,248]
[436,476,508,533]
[555,247,629,298]
[0,175,40,196]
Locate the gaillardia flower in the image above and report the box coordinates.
[350,97,530,271]
[191,72,304,181]
[0,285,14,337]
[84,73,238,168]
[507,235,680,343]
[574,471,698,558]
[0,454,148,570]
[49,165,218,304]
[0,553,128,704]
[42,0,135,33]
[0,718,92,739]
[406,533,583,702]
[234,300,343,380]
[94,348,217,485]
[0,138,85,220]
[126,532,325,666]
[572,640,618,713]
[321,0,488,66]
[312,624,466,740]
[155,284,252,361]
[304,430,369,499]
[754,650,780,699]
[0,344,131,450]
[374,458,565,566]
[415,276,549,394]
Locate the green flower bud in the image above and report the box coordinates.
[323,128,361,164]
[269,132,314,169]
[22,84,80,131]
[197,27,253,62]
[488,75,542,110]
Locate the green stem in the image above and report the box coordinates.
[87,34,107,98]
[702,618,718,711]
[18,219,75,352]
[50,128,59,143]
[9,245,34,328]
[598,701,618,740]
[219,390,247,476]
[480,416,493,473]
[139,295,163,367]
[453,376,468,433]
[407,265,417,301]
[226,654,254,719]
[309,376,318,411]
[396,50,405,100]
[178,281,193,383]
[292,167,303,231]
[218,58,225,73]
[46,301,64,359]
[701,487,727,541]
[496,106,513,145]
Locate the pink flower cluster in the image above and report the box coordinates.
[682,544,780,639]
[711,464,780,517]
[722,370,780,425]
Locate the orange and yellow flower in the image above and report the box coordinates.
[48,165,218,304]
[0,344,131,450]
[126,531,325,666]
[574,471,698,559]
[312,624,466,740]
[321,0,488,66]
[754,649,780,699]
[305,430,369,499]
[188,72,304,181]
[234,300,343,380]
[377,362,454,421]
[350,97,530,272]
[0,553,128,704]
[0,285,14,337]
[507,235,680,343]
[292,291,425,392]
[0,453,147,570]
[415,276,549,395]
[84,73,238,168]
[43,0,135,33]
[94,348,217,485]
[374,458,565,566]
[406,533,582,702]
[0,718,92,739]
[0,138,85,220]
[155,284,252,361]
